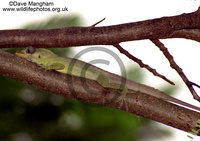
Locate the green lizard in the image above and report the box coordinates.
[15,46,200,112]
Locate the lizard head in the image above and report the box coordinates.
[15,46,56,64]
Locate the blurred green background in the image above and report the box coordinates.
[0,15,175,141]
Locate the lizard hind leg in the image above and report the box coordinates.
[117,86,129,112]
[96,73,131,113]
[113,84,136,113]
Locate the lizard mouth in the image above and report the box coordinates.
[15,51,29,58]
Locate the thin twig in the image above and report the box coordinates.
[113,43,175,85]
[90,18,106,27]
[150,39,200,102]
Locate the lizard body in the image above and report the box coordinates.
[15,47,200,112]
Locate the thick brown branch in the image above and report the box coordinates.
[1,50,200,134]
[169,29,200,42]
[0,8,200,48]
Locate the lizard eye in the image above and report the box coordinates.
[26,46,36,54]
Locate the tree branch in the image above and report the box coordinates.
[1,50,200,134]
[113,43,175,85]
[151,39,200,101]
[0,7,200,48]
[168,29,200,42]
